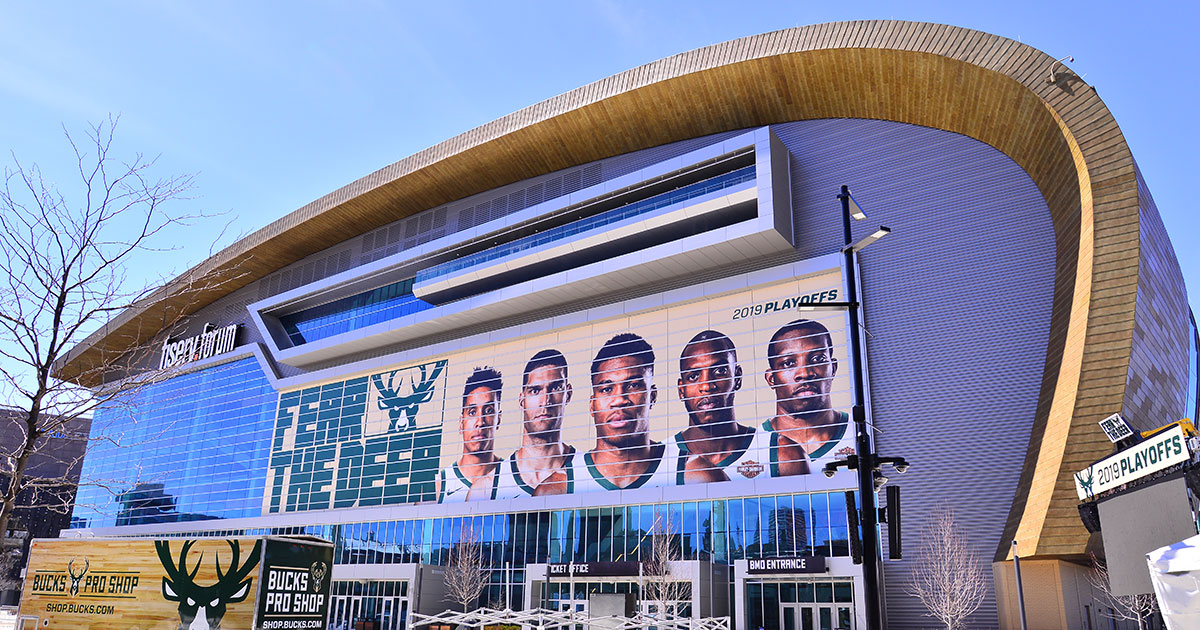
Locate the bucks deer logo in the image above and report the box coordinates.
[67,557,88,596]
[1075,467,1096,498]
[371,360,446,431]
[309,561,327,592]
[156,539,261,630]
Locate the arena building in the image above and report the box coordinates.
[55,20,1197,630]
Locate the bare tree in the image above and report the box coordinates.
[444,522,487,613]
[1088,554,1158,630]
[0,117,226,545]
[643,510,688,620]
[906,506,988,630]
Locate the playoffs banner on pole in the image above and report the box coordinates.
[266,265,852,513]
[1074,424,1191,499]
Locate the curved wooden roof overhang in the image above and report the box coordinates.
[59,21,1138,559]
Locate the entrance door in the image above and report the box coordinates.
[329,580,410,630]
[780,603,804,630]
[781,603,854,630]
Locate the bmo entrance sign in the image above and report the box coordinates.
[746,556,827,575]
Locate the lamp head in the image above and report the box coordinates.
[843,226,891,253]
[847,191,867,220]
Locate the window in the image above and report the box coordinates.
[279,277,433,345]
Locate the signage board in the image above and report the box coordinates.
[546,562,641,577]
[1074,425,1191,500]
[255,537,334,630]
[1098,413,1135,443]
[746,556,827,575]
[18,536,330,630]
[160,323,239,370]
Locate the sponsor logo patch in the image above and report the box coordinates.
[737,460,764,479]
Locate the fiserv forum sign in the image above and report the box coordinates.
[1074,425,1191,500]
[159,323,239,370]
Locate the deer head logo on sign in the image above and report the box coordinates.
[66,557,88,596]
[156,539,261,630]
[370,360,446,432]
[309,561,327,593]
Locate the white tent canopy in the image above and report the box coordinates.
[1147,533,1200,629]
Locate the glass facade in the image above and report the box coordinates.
[324,491,853,568]
[138,490,854,614]
[415,165,757,283]
[73,358,278,528]
[280,277,433,345]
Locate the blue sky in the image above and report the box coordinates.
[2,1,1197,310]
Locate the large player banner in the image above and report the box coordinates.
[264,267,850,514]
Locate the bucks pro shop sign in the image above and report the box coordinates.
[255,538,333,630]
[1074,425,1191,500]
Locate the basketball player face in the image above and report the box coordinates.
[520,364,571,438]
[590,356,657,450]
[678,339,742,427]
[459,385,500,455]
[766,329,837,417]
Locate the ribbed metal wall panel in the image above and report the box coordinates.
[771,118,1057,629]
[1122,166,1190,431]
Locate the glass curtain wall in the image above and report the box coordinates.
[73,358,278,528]
[145,490,856,613]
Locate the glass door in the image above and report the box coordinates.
[329,595,350,630]
[787,604,852,630]
[780,603,802,630]
[328,579,410,630]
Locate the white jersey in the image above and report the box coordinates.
[755,411,854,475]
[671,426,774,483]
[572,441,680,493]
[801,411,856,464]
[437,462,499,503]
[494,446,578,499]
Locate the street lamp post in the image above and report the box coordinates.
[839,185,884,630]
[826,185,911,630]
